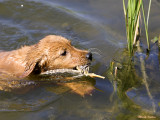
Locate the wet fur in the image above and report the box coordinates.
[0,35,90,78]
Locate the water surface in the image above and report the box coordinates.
[0,0,160,119]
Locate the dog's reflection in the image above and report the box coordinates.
[46,77,96,96]
[0,75,96,96]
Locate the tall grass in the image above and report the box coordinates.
[123,0,152,54]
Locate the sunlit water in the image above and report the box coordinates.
[0,0,160,119]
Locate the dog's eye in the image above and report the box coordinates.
[61,50,67,56]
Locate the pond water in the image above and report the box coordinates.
[0,0,160,119]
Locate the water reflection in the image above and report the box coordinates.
[46,76,96,97]
[0,74,96,111]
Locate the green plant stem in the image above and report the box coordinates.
[147,0,152,26]
[123,0,151,54]
[141,2,150,50]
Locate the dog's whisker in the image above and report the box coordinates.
[88,48,108,65]
[88,48,103,56]
[91,52,102,56]
[88,48,102,53]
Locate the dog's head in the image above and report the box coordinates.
[21,35,92,77]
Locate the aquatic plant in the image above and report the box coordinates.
[123,0,152,54]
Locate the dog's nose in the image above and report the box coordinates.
[86,52,92,61]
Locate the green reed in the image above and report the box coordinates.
[123,0,151,54]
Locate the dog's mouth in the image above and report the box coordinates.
[41,64,90,76]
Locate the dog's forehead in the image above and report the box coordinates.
[45,35,70,43]
[40,35,74,50]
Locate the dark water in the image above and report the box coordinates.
[0,0,160,119]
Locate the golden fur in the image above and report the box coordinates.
[0,35,91,78]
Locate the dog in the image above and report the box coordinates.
[0,35,92,79]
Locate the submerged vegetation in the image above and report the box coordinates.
[106,50,158,119]
[123,0,152,54]
[107,0,160,118]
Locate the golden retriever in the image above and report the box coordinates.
[0,35,92,78]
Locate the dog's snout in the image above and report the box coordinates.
[86,52,92,61]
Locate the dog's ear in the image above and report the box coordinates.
[20,44,47,78]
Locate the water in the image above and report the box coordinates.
[0,0,160,119]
